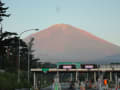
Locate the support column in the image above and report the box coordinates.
[87,72,88,81]
[94,72,96,83]
[76,71,78,81]
[115,72,118,88]
[71,73,73,81]
[57,71,59,82]
[110,72,112,81]
[34,72,36,89]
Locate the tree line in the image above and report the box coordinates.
[0,0,39,72]
[0,0,40,88]
[0,0,56,89]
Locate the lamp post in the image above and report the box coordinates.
[18,29,39,83]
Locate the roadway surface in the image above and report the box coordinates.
[40,88,97,90]
[40,88,119,90]
[40,82,97,90]
[40,82,120,90]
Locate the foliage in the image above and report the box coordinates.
[0,0,39,89]
[41,62,57,68]
[27,37,40,68]
[0,31,18,70]
[0,31,28,72]
[0,0,10,23]
[0,72,31,89]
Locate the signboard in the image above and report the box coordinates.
[85,65,94,69]
[81,64,97,69]
[63,65,72,69]
[56,62,81,69]
[42,68,49,73]
[59,65,76,69]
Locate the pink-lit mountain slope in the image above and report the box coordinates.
[25,24,120,63]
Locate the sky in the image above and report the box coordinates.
[2,0,120,46]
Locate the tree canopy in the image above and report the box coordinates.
[0,0,10,23]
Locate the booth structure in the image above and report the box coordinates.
[31,63,120,89]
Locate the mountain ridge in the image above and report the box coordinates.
[32,24,117,47]
[25,24,120,63]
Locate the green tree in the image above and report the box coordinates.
[0,0,28,71]
[0,31,29,72]
[0,0,10,23]
[0,72,31,89]
[27,37,40,68]
[0,31,17,69]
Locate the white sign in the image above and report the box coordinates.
[85,65,93,69]
[63,65,72,69]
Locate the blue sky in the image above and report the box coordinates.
[2,0,120,46]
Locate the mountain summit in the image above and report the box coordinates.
[25,24,120,63]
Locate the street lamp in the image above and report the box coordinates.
[18,28,39,83]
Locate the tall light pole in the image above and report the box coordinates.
[18,29,39,83]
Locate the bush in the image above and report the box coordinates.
[0,72,31,89]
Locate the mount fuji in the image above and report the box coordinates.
[25,24,120,63]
